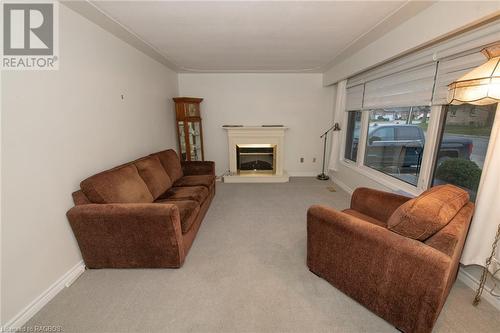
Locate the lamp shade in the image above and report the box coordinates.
[447,44,500,106]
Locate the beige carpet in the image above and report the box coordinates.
[26,178,500,332]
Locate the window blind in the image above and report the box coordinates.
[432,51,487,105]
[345,83,364,111]
[331,19,499,85]
[341,20,499,110]
[362,63,437,109]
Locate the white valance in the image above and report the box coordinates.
[344,50,494,109]
[341,20,500,110]
[328,19,500,86]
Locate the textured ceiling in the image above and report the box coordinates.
[92,1,408,72]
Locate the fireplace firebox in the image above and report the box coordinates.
[236,144,276,174]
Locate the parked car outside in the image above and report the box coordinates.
[347,124,473,176]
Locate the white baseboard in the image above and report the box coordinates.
[3,260,85,330]
[288,171,317,177]
[224,172,289,183]
[458,268,500,311]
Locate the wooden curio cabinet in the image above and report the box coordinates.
[173,97,205,161]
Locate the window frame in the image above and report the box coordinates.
[339,83,444,196]
[428,103,498,200]
[363,107,426,188]
[343,110,362,163]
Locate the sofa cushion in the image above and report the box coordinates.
[135,156,172,199]
[387,184,469,240]
[153,149,183,183]
[156,199,200,234]
[80,164,154,204]
[161,186,209,204]
[174,175,215,189]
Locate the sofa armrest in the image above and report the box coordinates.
[182,161,215,176]
[307,205,452,333]
[350,187,411,222]
[67,203,185,268]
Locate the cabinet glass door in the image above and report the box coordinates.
[188,121,202,161]
[178,121,187,160]
[174,98,204,162]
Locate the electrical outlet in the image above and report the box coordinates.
[300,157,304,163]
[313,157,316,163]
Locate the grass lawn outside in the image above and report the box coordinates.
[417,122,492,137]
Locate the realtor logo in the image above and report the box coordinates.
[2,1,59,70]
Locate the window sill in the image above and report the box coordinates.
[338,159,421,197]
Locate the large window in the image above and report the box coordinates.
[364,106,431,186]
[432,104,497,201]
[340,41,497,193]
[344,111,362,162]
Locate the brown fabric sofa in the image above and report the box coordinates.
[67,149,215,269]
[307,185,474,333]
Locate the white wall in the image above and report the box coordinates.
[178,73,334,176]
[1,4,178,325]
[332,162,391,195]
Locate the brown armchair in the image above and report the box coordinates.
[307,185,474,333]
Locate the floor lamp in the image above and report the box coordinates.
[317,123,341,180]
[447,43,500,305]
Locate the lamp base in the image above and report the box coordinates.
[316,173,330,181]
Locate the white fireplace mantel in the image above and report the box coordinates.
[223,126,289,183]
